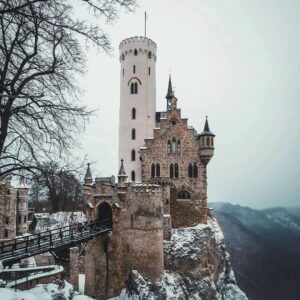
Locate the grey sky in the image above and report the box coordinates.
[77,0,300,209]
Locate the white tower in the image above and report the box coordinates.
[118,36,157,182]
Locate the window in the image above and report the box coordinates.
[151,163,155,178]
[156,163,160,177]
[177,190,191,200]
[171,138,176,154]
[167,140,171,154]
[7,189,10,195]
[177,140,181,154]
[131,149,136,161]
[193,163,198,178]
[131,128,136,140]
[130,82,138,94]
[170,163,174,178]
[148,51,152,58]
[131,171,135,181]
[123,68,124,76]
[133,65,136,74]
[130,82,134,94]
[148,67,151,75]
[4,229,8,238]
[132,108,136,119]
[188,163,193,178]
[211,138,214,147]
[24,215,27,223]
[170,163,179,179]
[174,163,179,178]
[18,215,21,224]
[5,217,9,225]
[206,137,210,147]
[134,82,138,94]
[134,49,137,56]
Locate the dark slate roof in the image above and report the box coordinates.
[84,163,92,179]
[165,76,174,100]
[200,117,215,136]
[118,159,127,177]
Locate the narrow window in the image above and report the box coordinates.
[148,51,152,58]
[123,68,124,76]
[131,171,135,181]
[134,82,138,94]
[201,138,205,147]
[174,163,179,178]
[148,67,151,75]
[134,49,137,56]
[171,138,176,154]
[18,215,21,224]
[5,217,9,225]
[130,82,134,94]
[167,140,171,154]
[131,149,136,161]
[177,140,181,154]
[132,108,136,119]
[170,164,174,178]
[132,128,136,140]
[133,65,136,74]
[151,163,155,178]
[4,229,8,238]
[193,163,198,178]
[211,138,214,147]
[156,163,160,177]
[206,137,210,147]
[188,163,193,178]
[24,215,27,223]
[7,189,10,195]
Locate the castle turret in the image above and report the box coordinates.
[118,36,157,183]
[117,159,127,188]
[199,116,215,165]
[84,163,93,185]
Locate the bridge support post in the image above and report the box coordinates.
[69,246,79,291]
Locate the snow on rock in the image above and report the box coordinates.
[111,217,248,300]
[34,212,86,233]
[0,280,94,300]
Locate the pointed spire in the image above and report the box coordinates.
[204,116,210,132]
[165,75,174,100]
[118,159,126,177]
[200,116,215,136]
[84,163,92,180]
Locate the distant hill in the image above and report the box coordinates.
[209,202,300,300]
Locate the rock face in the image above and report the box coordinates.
[111,218,248,300]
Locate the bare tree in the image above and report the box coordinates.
[0,0,136,178]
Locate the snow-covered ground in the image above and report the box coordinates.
[0,280,94,300]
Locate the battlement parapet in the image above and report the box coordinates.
[119,36,157,49]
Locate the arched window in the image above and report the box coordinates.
[134,82,138,94]
[132,108,136,120]
[133,65,136,74]
[148,67,151,75]
[134,49,137,56]
[151,163,155,178]
[131,171,135,181]
[170,163,174,178]
[174,163,179,178]
[167,140,171,154]
[188,163,193,178]
[156,163,160,177]
[177,140,181,154]
[177,190,191,200]
[171,138,176,154]
[206,137,210,147]
[193,163,198,178]
[131,149,136,161]
[132,128,136,140]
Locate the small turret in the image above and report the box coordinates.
[199,116,215,165]
[117,159,127,187]
[84,163,93,185]
[166,76,174,110]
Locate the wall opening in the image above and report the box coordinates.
[98,202,112,228]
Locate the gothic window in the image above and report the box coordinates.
[148,67,151,75]
[131,149,136,161]
[133,65,136,74]
[174,163,179,178]
[151,163,155,178]
[131,171,135,181]
[177,190,191,200]
[132,108,136,119]
[177,140,181,154]
[171,138,176,154]
[134,49,137,56]
[167,140,171,154]
[206,137,210,147]
[193,163,198,178]
[156,163,160,177]
[132,128,136,140]
[170,163,174,178]
[188,163,193,178]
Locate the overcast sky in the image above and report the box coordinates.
[77,0,300,209]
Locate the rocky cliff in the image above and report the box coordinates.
[111,217,248,300]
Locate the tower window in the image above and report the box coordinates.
[151,163,161,177]
[174,163,179,178]
[167,140,171,154]
[170,163,174,178]
[188,163,193,178]
[177,190,191,200]
[177,140,181,154]
[148,67,151,75]
[148,51,152,58]
[156,163,160,177]
[18,215,22,224]
[4,229,8,238]
[5,217,9,225]
[131,128,136,140]
[134,49,138,56]
[133,65,136,74]
[170,163,179,179]
[130,82,138,94]
[211,138,214,147]
[206,137,210,147]
[171,138,176,154]
[131,149,136,161]
[151,163,155,178]
[131,171,135,181]
[193,163,198,178]
[132,108,136,119]
[123,68,124,76]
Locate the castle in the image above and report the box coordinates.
[84,36,215,299]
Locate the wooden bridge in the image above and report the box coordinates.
[0,219,111,267]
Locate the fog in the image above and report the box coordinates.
[77,0,300,209]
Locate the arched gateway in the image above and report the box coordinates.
[98,202,112,228]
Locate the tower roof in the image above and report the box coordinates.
[165,75,174,100]
[200,116,215,136]
[84,163,92,180]
[118,159,127,177]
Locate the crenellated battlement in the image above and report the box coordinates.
[119,36,157,49]
[128,183,162,198]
